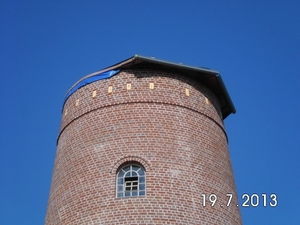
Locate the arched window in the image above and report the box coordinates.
[116,164,146,198]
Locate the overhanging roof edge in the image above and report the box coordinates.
[134,54,219,74]
[215,74,236,115]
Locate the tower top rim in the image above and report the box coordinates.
[63,55,236,119]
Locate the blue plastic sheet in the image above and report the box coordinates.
[63,69,120,108]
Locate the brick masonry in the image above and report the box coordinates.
[45,69,242,224]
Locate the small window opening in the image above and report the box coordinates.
[116,164,146,198]
[125,177,138,191]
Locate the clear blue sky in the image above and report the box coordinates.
[1,1,299,224]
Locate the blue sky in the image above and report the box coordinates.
[1,1,299,224]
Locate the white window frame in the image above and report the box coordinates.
[116,164,146,198]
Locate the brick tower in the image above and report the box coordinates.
[45,55,242,224]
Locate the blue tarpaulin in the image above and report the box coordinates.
[63,69,120,108]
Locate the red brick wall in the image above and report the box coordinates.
[45,69,242,224]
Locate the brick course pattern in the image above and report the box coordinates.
[45,69,242,224]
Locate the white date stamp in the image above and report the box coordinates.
[201,193,278,207]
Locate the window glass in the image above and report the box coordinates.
[132,171,138,177]
[117,178,123,184]
[117,186,123,192]
[118,170,125,177]
[132,165,140,171]
[139,183,145,190]
[123,167,130,172]
[125,172,131,177]
[138,169,145,176]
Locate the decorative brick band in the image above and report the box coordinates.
[57,100,228,144]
